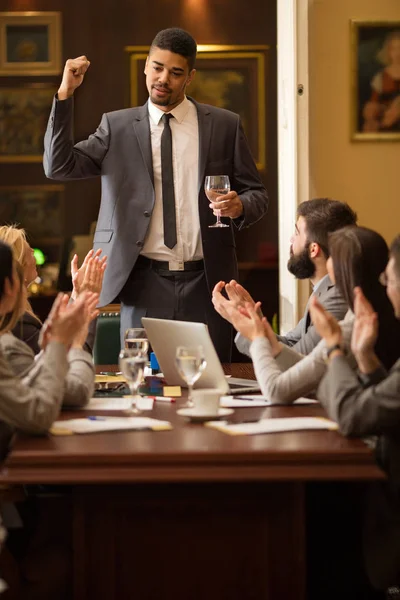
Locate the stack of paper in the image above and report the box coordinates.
[205,416,338,436]
[220,396,318,408]
[83,397,132,410]
[95,374,126,384]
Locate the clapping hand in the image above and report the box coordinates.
[212,280,262,324]
[309,296,343,347]
[39,292,99,350]
[71,249,107,300]
[350,287,378,360]
[233,302,280,353]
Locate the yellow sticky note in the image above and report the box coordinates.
[163,386,181,397]
[50,426,74,436]
[151,424,173,431]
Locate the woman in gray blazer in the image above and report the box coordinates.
[0,240,97,434]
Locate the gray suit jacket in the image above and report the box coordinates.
[236,275,348,357]
[0,341,69,434]
[318,356,400,589]
[44,97,268,306]
[0,333,94,409]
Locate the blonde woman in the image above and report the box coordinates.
[0,240,98,432]
[0,229,101,409]
[0,226,106,354]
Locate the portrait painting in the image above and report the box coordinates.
[125,45,269,169]
[0,186,64,245]
[0,12,62,76]
[0,85,56,162]
[352,21,400,140]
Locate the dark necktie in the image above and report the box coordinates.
[161,113,177,249]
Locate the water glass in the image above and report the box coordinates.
[204,175,230,228]
[119,348,147,414]
[175,345,206,408]
[124,328,149,355]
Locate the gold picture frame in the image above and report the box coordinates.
[351,20,400,141]
[0,185,65,246]
[0,84,56,163]
[0,11,62,76]
[125,44,269,170]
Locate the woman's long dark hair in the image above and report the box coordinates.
[0,240,24,333]
[0,241,13,299]
[329,226,400,369]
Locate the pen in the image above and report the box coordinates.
[87,416,107,421]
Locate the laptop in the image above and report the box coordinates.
[142,317,260,395]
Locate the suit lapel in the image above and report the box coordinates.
[189,98,212,193]
[132,104,154,186]
[304,276,333,332]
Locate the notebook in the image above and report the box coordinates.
[142,317,260,395]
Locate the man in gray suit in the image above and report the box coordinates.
[213,198,357,357]
[310,235,400,593]
[43,28,268,361]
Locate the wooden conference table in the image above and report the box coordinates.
[1,365,385,600]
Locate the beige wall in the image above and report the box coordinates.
[309,0,400,244]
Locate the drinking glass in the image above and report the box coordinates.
[204,175,230,228]
[124,328,149,355]
[119,349,147,414]
[175,345,206,408]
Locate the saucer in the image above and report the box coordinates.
[177,407,234,423]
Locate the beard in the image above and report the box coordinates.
[150,86,172,107]
[287,244,316,279]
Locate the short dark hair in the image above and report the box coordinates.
[150,28,197,70]
[297,198,357,258]
[390,235,400,280]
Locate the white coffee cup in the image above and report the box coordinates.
[191,388,222,415]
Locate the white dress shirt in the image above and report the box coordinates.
[141,96,203,265]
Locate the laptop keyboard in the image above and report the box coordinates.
[228,383,261,395]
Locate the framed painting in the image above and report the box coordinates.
[125,44,269,170]
[0,11,62,76]
[0,185,65,245]
[0,85,56,162]
[351,20,400,141]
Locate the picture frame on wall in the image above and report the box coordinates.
[351,20,400,141]
[125,44,269,170]
[0,11,62,76]
[0,185,65,246]
[0,84,56,163]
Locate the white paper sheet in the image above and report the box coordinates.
[220,395,318,407]
[206,416,338,435]
[51,416,171,434]
[83,398,133,410]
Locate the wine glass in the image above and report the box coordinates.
[204,175,230,228]
[119,349,147,414]
[175,345,207,408]
[124,328,149,355]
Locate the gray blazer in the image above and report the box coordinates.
[236,275,348,357]
[44,97,268,307]
[318,356,400,589]
[0,333,94,409]
[0,341,69,434]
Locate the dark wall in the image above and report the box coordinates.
[1,0,277,263]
